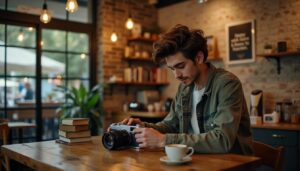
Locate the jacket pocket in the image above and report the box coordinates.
[204,111,217,132]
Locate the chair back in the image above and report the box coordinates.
[252,140,284,171]
[0,123,9,145]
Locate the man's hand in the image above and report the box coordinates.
[134,128,166,148]
[121,117,145,127]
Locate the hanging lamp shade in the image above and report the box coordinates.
[40,3,52,24]
[66,0,79,13]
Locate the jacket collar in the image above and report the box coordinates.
[181,62,217,98]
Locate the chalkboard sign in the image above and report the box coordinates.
[226,20,255,64]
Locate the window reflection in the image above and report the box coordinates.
[42,52,66,77]
[67,32,89,53]
[7,25,35,47]
[68,54,89,78]
[42,29,66,51]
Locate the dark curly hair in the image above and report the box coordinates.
[152,24,208,64]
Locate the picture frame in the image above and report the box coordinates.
[206,36,218,60]
[226,20,255,64]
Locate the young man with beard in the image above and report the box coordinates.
[121,25,253,155]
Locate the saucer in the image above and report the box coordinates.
[160,156,192,165]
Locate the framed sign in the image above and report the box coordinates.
[226,20,255,64]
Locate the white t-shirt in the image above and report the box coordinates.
[191,86,205,134]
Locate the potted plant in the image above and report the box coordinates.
[55,83,103,135]
[264,44,273,54]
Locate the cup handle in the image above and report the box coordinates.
[185,147,194,158]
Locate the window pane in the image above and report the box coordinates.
[69,3,90,23]
[67,32,89,53]
[42,29,66,51]
[0,0,5,10]
[0,78,4,107]
[0,47,4,75]
[0,110,4,119]
[7,47,36,76]
[7,0,42,14]
[68,80,89,90]
[7,78,35,106]
[42,52,66,77]
[42,79,65,103]
[7,25,36,47]
[68,54,89,78]
[0,24,4,45]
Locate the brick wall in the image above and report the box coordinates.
[97,0,158,125]
[158,0,300,114]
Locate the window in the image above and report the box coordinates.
[0,0,95,142]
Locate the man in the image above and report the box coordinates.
[121,25,253,155]
[21,82,34,100]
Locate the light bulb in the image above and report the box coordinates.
[80,53,86,59]
[17,32,24,42]
[110,32,118,42]
[125,18,134,30]
[40,3,52,24]
[28,27,33,31]
[66,0,79,13]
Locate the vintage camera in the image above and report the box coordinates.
[102,123,139,150]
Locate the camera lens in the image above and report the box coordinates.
[102,130,132,150]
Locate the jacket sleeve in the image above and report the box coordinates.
[164,78,244,153]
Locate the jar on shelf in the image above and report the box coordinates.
[283,102,292,123]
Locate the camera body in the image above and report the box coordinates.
[102,123,139,150]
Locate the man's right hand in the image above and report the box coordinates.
[121,117,145,127]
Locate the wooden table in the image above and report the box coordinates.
[8,122,36,143]
[2,136,262,171]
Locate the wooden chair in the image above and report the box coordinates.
[252,140,284,171]
[0,123,10,171]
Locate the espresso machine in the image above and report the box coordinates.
[250,90,263,116]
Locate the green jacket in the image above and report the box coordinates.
[145,63,253,155]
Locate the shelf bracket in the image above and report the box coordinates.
[266,57,281,74]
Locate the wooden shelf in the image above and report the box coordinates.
[207,57,223,62]
[122,57,153,63]
[257,51,300,74]
[108,81,169,86]
[127,37,155,44]
[107,81,169,95]
[257,51,300,58]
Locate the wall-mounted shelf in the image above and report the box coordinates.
[207,57,223,62]
[127,37,155,44]
[257,51,300,74]
[107,81,169,95]
[122,57,154,66]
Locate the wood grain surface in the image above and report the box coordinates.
[2,136,261,171]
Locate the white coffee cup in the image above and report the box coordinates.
[165,144,194,162]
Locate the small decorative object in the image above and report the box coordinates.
[226,20,255,64]
[132,23,142,38]
[263,44,273,54]
[206,36,218,59]
[143,32,151,39]
[277,41,287,52]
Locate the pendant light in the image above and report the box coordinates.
[66,0,79,13]
[125,0,134,30]
[110,32,118,42]
[110,0,118,43]
[40,0,52,24]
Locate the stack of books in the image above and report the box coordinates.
[58,118,91,144]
